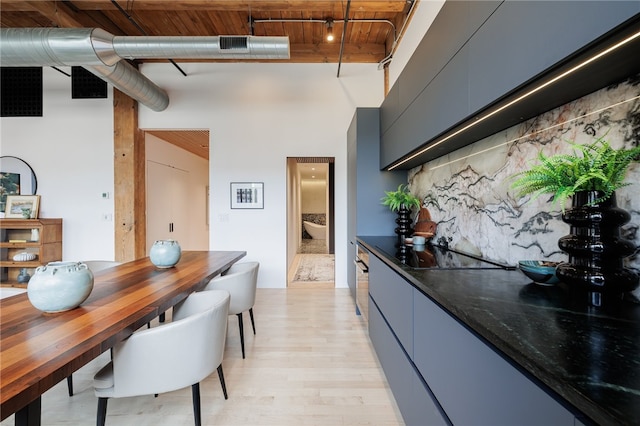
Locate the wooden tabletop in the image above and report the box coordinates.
[0,250,245,421]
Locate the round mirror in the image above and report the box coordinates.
[0,156,38,213]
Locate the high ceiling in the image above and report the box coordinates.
[0,1,416,159]
[0,0,415,64]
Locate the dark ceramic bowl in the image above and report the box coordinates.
[518,260,560,285]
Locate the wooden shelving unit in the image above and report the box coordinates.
[0,218,62,287]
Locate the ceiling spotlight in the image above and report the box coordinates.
[326,19,334,42]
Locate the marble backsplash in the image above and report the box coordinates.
[408,73,640,272]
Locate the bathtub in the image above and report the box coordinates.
[303,221,326,239]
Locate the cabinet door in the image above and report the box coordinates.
[146,161,190,253]
[368,254,413,354]
[369,298,448,426]
[413,291,574,425]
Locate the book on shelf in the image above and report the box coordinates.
[8,239,27,243]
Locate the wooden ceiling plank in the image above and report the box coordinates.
[24,0,88,27]
[62,0,408,13]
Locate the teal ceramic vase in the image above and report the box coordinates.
[149,239,182,268]
[27,261,94,313]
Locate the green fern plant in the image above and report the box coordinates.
[511,136,640,210]
[381,184,421,212]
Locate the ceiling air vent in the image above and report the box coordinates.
[220,36,248,50]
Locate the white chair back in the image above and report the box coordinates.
[205,262,259,315]
[83,260,122,273]
[95,290,230,398]
[0,287,26,299]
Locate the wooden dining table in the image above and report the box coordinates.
[0,250,245,426]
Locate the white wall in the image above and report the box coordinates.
[1,67,116,262]
[139,62,384,288]
[301,180,327,213]
[1,62,383,287]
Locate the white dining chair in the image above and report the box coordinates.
[93,289,230,426]
[0,287,27,299]
[203,261,259,359]
[82,260,122,272]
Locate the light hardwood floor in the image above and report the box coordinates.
[2,289,403,425]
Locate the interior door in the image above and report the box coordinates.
[146,160,190,254]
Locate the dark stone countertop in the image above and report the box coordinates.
[357,236,640,426]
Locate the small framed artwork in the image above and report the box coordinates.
[5,195,40,218]
[231,182,264,209]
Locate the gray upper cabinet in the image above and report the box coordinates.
[468,1,640,113]
[380,0,640,169]
[346,108,404,297]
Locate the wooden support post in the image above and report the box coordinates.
[113,89,146,262]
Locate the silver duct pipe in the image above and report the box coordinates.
[0,28,290,111]
[0,28,120,67]
[87,62,170,112]
[113,36,290,60]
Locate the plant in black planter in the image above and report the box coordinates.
[511,136,640,305]
[381,184,421,242]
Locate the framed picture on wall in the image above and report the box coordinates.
[230,182,264,209]
[5,195,40,218]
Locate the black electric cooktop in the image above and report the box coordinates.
[375,241,515,270]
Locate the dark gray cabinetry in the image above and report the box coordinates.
[369,299,447,426]
[380,1,640,169]
[368,253,576,425]
[347,108,404,299]
[368,254,448,425]
[413,291,575,425]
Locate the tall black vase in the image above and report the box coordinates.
[556,191,639,306]
[395,205,414,242]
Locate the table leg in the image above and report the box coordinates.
[14,397,41,426]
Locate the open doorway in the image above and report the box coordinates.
[286,157,335,288]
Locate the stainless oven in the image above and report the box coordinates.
[355,244,369,322]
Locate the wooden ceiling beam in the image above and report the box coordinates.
[13,0,408,13]
[22,1,86,27]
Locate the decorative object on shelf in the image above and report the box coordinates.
[149,239,182,268]
[381,184,421,241]
[413,207,437,240]
[12,252,37,262]
[511,136,640,304]
[557,191,638,305]
[27,261,94,313]
[518,260,560,285]
[0,156,38,215]
[230,182,264,209]
[17,267,31,283]
[30,228,39,242]
[4,195,40,219]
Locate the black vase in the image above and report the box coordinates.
[395,205,414,242]
[556,191,639,305]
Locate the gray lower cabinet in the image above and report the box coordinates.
[369,298,448,426]
[368,253,577,425]
[413,291,575,426]
[368,254,448,425]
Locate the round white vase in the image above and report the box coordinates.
[27,261,94,313]
[149,239,182,268]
